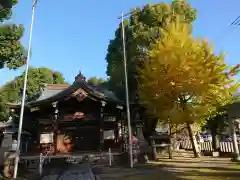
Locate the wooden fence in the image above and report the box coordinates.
[180,140,240,153]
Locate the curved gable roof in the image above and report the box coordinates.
[8,79,123,108]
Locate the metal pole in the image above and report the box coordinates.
[13,0,38,178]
[121,12,133,168]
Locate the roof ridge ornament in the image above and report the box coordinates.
[75,71,86,82]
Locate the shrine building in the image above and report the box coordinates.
[7,72,142,156]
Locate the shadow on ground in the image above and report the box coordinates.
[95,152,240,180]
[11,151,240,180]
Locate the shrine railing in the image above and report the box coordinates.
[180,140,240,153]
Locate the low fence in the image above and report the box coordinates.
[180,140,240,153]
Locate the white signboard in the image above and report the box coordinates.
[103,130,115,140]
[40,133,54,144]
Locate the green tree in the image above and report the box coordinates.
[0,67,68,121]
[0,0,26,69]
[0,0,17,19]
[106,0,197,101]
[138,20,239,157]
[0,94,8,121]
[87,77,106,86]
[0,67,68,104]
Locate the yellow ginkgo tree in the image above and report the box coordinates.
[138,20,239,157]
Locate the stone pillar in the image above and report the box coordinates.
[150,138,157,161]
[3,152,18,178]
[229,118,240,159]
[135,112,149,163]
[135,115,148,152]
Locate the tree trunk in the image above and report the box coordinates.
[211,129,220,151]
[186,122,200,158]
[168,135,173,159]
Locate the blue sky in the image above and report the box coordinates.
[0,0,239,85]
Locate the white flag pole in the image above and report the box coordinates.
[13,0,38,178]
[121,12,133,168]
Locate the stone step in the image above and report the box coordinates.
[41,174,59,180]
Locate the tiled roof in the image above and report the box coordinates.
[37,83,121,103]
[44,84,69,90]
[37,84,69,101]
[94,83,120,102]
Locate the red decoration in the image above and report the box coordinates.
[64,112,85,119]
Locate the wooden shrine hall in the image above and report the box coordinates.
[8,72,137,155]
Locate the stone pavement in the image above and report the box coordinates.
[41,163,96,180]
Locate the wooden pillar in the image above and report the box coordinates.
[115,111,119,143]
[99,101,106,152]
[122,112,128,152]
[52,102,59,154]
[120,113,125,152]
[116,105,123,150]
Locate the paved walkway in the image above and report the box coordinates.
[41,163,96,180]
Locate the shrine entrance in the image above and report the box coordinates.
[72,127,99,151]
[56,129,99,153]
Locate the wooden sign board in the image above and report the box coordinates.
[30,106,40,112]
[104,116,116,122]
